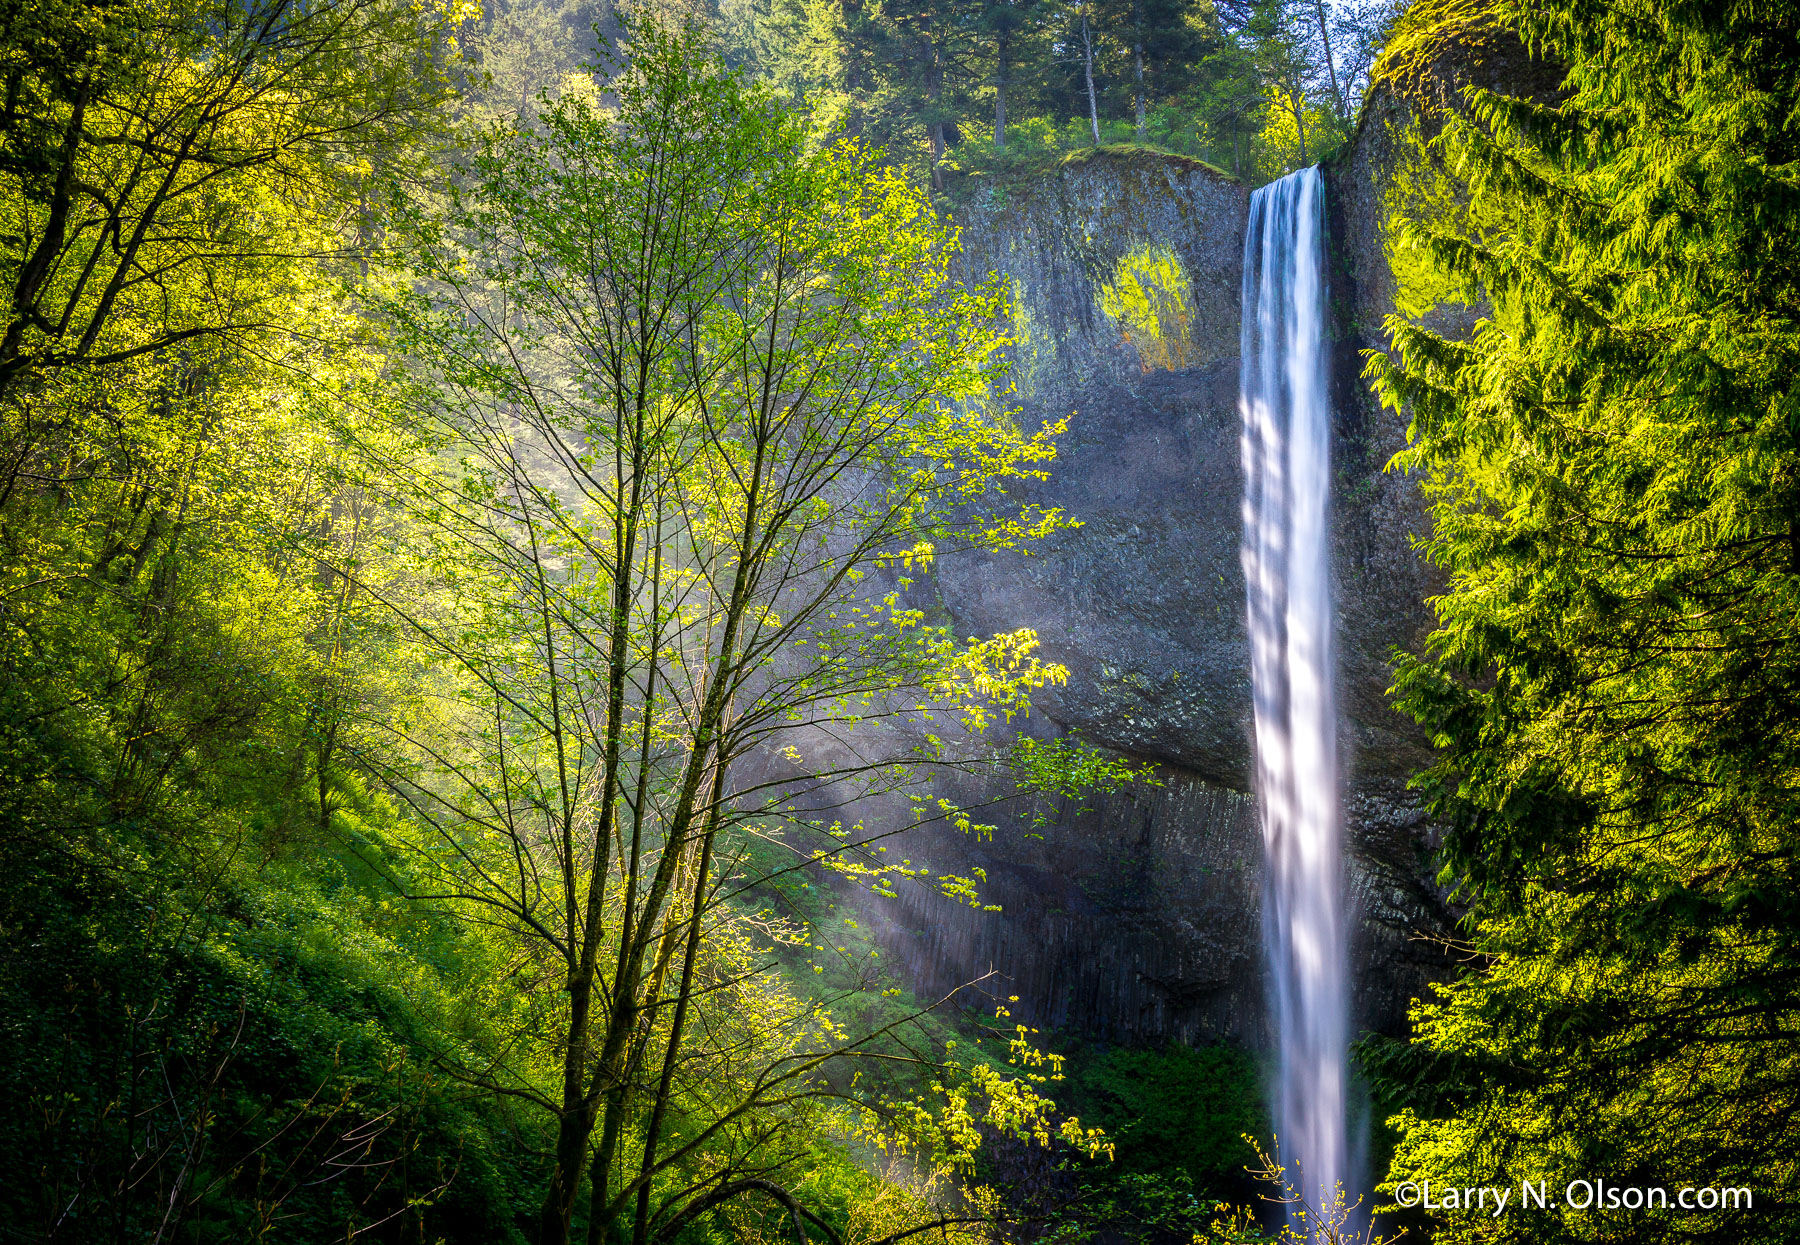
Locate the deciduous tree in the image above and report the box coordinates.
[362,19,1123,1244]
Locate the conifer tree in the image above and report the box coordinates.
[979,0,1048,145]
[1368,1,1800,1240]
[1100,0,1205,141]
[1244,0,1319,164]
[883,0,987,183]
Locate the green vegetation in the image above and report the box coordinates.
[1365,0,1800,1241]
[0,6,1149,1242]
[23,0,1800,1242]
[1064,1042,1264,1224]
[1072,1044,1261,1197]
[1098,244,1200,372]
[714,0,1403,186]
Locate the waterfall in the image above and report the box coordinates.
[1238,166,1349,1232]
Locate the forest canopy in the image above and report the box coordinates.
[477,0,1400,187]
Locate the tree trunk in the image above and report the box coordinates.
[843,0,862,93]
[586,466,763,1241]
[1081,9,1100,146]
[927,32,945,188]
[0,75,89,398]
[538,975,603,1245]
[1312,0,1347,119]
[995,31,1008,147]
[842,0,864,134]
[629,766,728,1245]
[536,446,650,1245]
[1131,0,1145,142]
[1134,40,1145,141]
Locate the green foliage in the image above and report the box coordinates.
[0,0,464,398]
[0,848,534,1241]
[356,16,1139,1243]
[1068,1043,1263,1198]
[725,0,1356,186]
[1366,0,1800,1241]
[0,2,544,1236]
[991,1040,1266,1242]
[0,4,1258,1242]
[0,262,531,1238]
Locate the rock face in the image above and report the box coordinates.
[846,140,1458,1050]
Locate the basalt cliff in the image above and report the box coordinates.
[827,65,1548,1050]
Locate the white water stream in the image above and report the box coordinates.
[1238,165,1349,1233]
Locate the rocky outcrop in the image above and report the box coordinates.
[815,0,1575,1072]
[808,140,1460,1051]
[879,153,1419,1042]
[941,153,1259,787]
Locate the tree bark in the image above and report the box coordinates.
[0,75,88,398]
[927,31,945,188]
[1312,0,1347,120]
[536,394,652,1245]
[1134,39,1146,141]
[1131,0,1146,141]
[630,765,728,1245]
[1081,8,1100,146]
[995,30,1008,147]
[842,0,865,134]
[586,428,766,1241]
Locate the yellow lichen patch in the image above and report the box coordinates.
[1098,245,1197,372]
[1008,276,1056,398]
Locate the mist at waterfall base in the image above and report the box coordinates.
[1238,165,1353,1236]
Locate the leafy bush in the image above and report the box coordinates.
[1069,1042,1264,1200]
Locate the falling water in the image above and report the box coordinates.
[1238,166,1348,1233]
